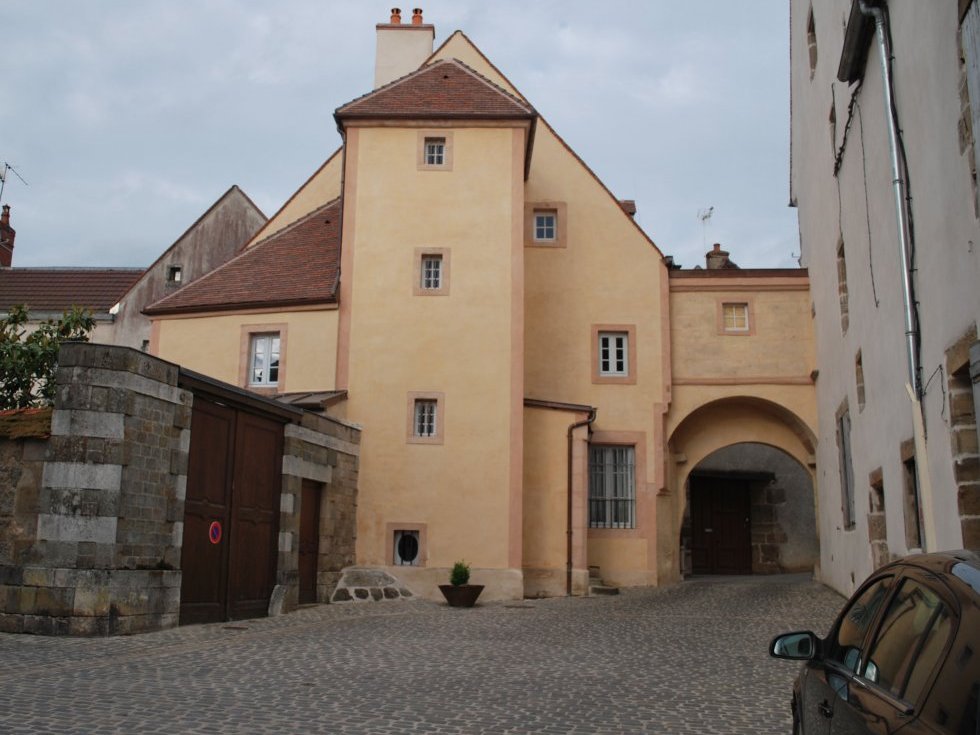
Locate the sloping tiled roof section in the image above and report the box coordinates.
[335,58,535,121]
[0,268,144,312]
[143,198,341,315]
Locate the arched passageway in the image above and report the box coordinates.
[680,443,818,576]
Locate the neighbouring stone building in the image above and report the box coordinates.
[791,0,980,594]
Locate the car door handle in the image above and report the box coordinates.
[818,700,833,719]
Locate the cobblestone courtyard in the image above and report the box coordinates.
[0,574,843,734]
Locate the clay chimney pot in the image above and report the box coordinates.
[412,8,423,25]
[390,8,402,23]
[0,205,9,228]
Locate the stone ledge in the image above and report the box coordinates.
[330,567,414,603]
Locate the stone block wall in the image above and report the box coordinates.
[1,343,360,635]
[279,412,360,608]
[0,343,190,635]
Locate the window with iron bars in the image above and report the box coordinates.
[414,399,437,438]
[588,445,636,528]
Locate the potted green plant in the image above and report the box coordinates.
[438,560,484,607]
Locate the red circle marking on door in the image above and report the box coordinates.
[208,521,222,545]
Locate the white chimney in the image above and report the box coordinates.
[374,7,434,89]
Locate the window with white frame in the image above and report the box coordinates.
[414,399,437,438]
[421,254,443,290]
[534,211,557,241]
[588,445,636,529]
[424,137,446,166]
[722,303,749,332]
[393,530,420,566]
[598,331,629,376]
[249,333,280,387]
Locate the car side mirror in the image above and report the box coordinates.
[770,631,819,660]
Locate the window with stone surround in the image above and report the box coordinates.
[525,201,568,248]
[406,392,444,445]
[837,239,849,333]
[413,248,450,296]
[417,131,453,171]
[837,403,856,530]
[588,445,636,529]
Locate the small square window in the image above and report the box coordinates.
[394,530,420,566]
[534,212,557,241]
[723,303,749,332]
[599,331,629,376]
[421,254,442,290]
[417,131,453,170]
[424,138,445,166]
[250,333,280,387]
[166,265,182,284]
[525,202,568,248]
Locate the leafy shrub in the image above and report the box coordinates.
[449,560,471,586]
[0,305,95,409]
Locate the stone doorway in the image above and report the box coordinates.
[680,443,818,576]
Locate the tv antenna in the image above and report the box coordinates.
[697,206,714,249]
[0,162,29,203]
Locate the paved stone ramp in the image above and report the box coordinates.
[0,574,843,734]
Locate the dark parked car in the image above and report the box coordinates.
[770,550,980,734]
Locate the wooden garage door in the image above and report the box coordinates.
[180,397,284,625]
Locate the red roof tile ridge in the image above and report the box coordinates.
[3,266,145,273]
[248,197,341,249]
[143,198,341,315]
[335,57,534,119]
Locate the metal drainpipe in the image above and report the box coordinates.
[859,0,921,398]
[567,408,597,596]
[859,1,936,551]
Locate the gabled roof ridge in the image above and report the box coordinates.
[440,57,534,114]
[334,58,458,117]
[144,198,342,315]
[114,185,267,305]
[241,147,342,250]
[428,31,663,258]
[335,57,534,120]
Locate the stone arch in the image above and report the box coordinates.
[667,396,818,578]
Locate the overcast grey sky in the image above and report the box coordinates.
[2,1,798,270]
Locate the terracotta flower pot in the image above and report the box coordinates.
[438,584,484,607]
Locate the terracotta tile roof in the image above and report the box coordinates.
[0,268,144,313]
[144,198,341,315]
[335,58,535,121]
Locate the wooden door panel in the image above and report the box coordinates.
[298,480,321,604]
[180,398,235,625]
[228,412,283,620]
[690,477,752,575]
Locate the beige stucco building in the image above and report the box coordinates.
[791,0,980,595]
[147,10,820,601]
